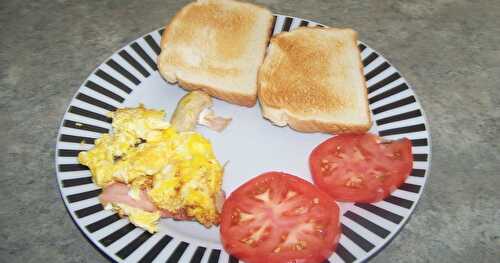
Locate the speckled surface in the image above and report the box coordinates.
[1,0,499,262]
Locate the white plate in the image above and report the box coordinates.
[55,15,431,263]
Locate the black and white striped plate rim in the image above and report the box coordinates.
[55,14,431,263]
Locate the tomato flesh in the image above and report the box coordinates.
[220,172,341,263]
[310,133,413,203]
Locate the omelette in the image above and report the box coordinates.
[78,100,225,233]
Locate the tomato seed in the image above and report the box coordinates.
[295,240,307,250]
[375,174,386,180]
[345,176,363,188]
[285,191,297,200]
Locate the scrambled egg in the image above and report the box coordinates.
[78,105,223,232]
[111,203,161,233]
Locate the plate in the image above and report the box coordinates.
[55,15,431,263]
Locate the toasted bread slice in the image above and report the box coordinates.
[158,0,274,107]
[258,27,371,133]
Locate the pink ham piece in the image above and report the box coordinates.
[198,108,232,132]
[100,182,191,220]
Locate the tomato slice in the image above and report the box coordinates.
[309,133,413,203]
[220,172,341,263]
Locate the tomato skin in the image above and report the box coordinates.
[220,172,341,263]
[310,133,413,203]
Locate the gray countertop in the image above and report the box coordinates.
[1,0,499,262]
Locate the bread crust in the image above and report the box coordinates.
[158,0,273,107]
[258,27,372,133]
[177,78,257,107]
[261,105,371,133]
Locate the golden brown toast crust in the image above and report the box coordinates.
[258,27,371,133]
[261,105,371,133]
[158,0,273,107]
[177,78,257,107]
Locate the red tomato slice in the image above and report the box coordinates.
[220,172,341,263]
[309,133,413,203]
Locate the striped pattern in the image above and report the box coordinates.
[55,15,430,263]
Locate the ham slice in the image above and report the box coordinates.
[100,183,157,212]
[198,108,232,132]
[170,91,232,133]
[100,183,191,220]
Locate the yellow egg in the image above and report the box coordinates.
[78,106,224,232]
[113,203,160,233]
